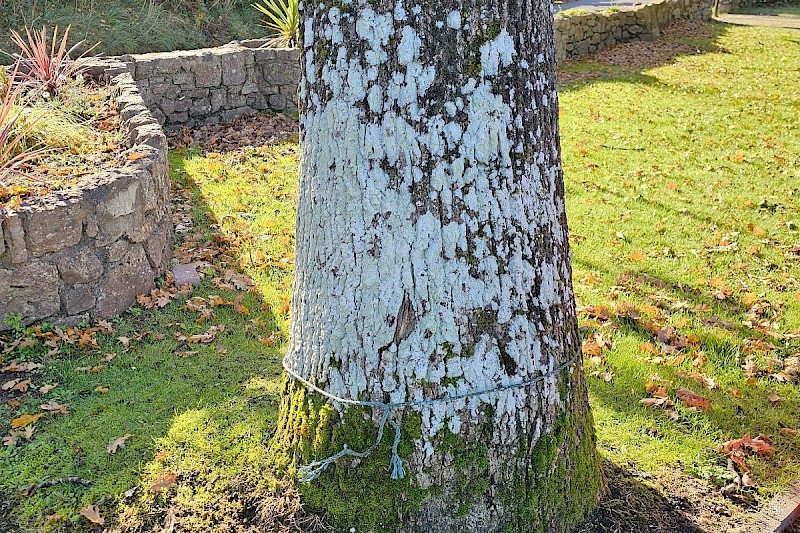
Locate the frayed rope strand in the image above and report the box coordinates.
[284,352,579,482]
[388,421,405,479]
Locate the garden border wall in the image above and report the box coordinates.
[112,0,713,129]
[0,71,172,329]
[118,42,300,129]
[554,0,715,60]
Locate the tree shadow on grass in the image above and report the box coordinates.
[0,115,321,532]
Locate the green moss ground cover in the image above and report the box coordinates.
[0,20,799,532]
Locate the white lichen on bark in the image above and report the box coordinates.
[289,1,586,521]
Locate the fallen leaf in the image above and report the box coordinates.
[7,399,21,408]
[676,387,711,411]
[767,394,782,405]
[76,365,106,373]
[106,433,133,454]
[589,370,614,382]
[40,401,69,415]
[582,341,602,357]
[149,472,177,493]
[95,386,110,393]
[730,388,743,399]
[79,504,105,526]
[38,383,57,394]
[639,397,674,408]
[11,413,44,428]
[627,252,645,262]
[723,433,774,457]
[1,362,42,373]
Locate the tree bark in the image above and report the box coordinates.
[270,0,602,530]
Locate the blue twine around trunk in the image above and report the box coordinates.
[283,352,579,483]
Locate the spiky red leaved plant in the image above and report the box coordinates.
[0,66,48,186]
[9,25,98,97]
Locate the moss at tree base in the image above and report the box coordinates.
[269,365,602,533]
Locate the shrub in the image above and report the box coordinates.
[8,25,98,98]
[0,67,49,186]
[252,0,299,48]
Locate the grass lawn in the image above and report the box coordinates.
[1,20,800,532]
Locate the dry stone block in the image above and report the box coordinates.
[172,264,201,287]
[106,239,134,263]
[58,249,103,284]
[145,216,172,273]
[222,52,247,85]
[104,182,140,219]
[3,212,28,264]
[62,284,96,315]
[0,262,60,328]
[96,244,155,318]
[194,57,222,88]
[24,202,85,257]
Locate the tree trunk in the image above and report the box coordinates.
[270,0,602,530]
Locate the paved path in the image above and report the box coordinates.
[715,13,800,29]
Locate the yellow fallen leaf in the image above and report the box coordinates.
[11,413,44,428]
[95,386,110,393]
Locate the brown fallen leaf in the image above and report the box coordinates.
[40,401,69,415]
[106,433,133,454]
[149,472,178,493]
[11,413,44,428]
[767,394,782,405]
[3,378,31,392]
[79,504,105,526]
[639,397,675,408]
[676,387,711,411]
[724,433,774,456]
[76,365,106,373]
[38,383,58,394]
[1,362,42,373]
[7,399,21,408]
[730,388,743,399]
[582,341,602,357]
[589,370,614,382]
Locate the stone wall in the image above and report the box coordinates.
[109,0,711,130]
[0,72,172,329]
[120,42,300,128]
[554,0,715,61]
[716,0,775,14]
